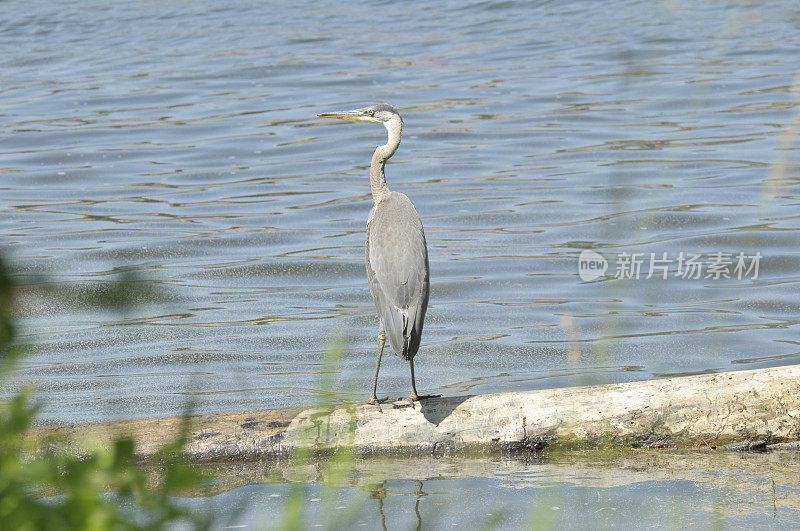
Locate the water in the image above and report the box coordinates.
[179,451,800,528]
[2,0,800,523]
[3,0,800,421]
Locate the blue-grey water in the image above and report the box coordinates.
[2,0,800,525]
[179,451,800,529]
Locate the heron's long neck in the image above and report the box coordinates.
[370,117,402,202]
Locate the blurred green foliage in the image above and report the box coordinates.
[0,255,17,362]
[0,252,213,530]
[276,337,368,530]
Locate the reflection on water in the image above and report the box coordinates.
[2,0,800,424]
[368,481,425,531]
[182,451,800,528]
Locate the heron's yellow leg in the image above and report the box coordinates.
[409,358,441,402]
[368,331,386,405]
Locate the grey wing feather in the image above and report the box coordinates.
[365,192,429,360]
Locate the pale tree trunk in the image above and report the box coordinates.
[45,365,800,459]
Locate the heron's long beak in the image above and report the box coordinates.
[318,110,360,120]
[317,109,376,123]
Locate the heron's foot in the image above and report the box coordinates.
[367,396,389,405]
[410,393,442,402]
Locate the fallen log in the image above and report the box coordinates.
[46,364,800,459]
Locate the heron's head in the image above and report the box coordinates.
[318,103,402,126]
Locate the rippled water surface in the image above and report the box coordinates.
[184,451,800,529]
[2,0,800,425]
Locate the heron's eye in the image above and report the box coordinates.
[368,110,375,116]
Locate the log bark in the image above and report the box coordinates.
[45,365,800,460]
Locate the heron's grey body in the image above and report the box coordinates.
[318,103,437,403]
[366,190,429,360]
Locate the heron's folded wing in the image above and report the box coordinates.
[365,192,429,358]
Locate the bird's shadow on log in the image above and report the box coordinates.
[417,395,471,426]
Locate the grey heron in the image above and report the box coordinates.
[318,103,439,404]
